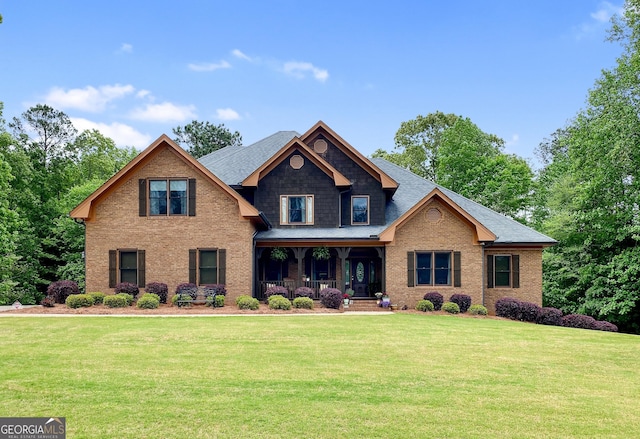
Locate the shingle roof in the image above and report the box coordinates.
[198,131,299,186]
[197,130,555,245]
[371,158,556,245]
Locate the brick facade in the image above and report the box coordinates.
[84,146,256,302]
[385,200,543,312]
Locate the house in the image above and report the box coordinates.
[70,121,556,311]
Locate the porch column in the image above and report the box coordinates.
[291,247,308,290]
[376,247,385,294]
[335,247,351,292]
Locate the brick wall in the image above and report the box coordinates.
[385,200,543,311]
[84,146,256,302]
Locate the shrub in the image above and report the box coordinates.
[561,314,597,330]
[495,297,522,319]
[293,297,314,309]
[319,288,342,309]
[171,293,193,307]
[469,304,488,315]
[202,284,227,297]
[145,282,168,303]
[519,301,542,323]
[236,295,260,310]
[40,296,56,307]
[593,321,618,332]
[265,285,289,301]
[137,293,160,309]
[442,302,460,314]
[103,294,128,308]
[88,292,106,305]
[415,300,434,312]
[175,283,198,299]
[206,294,225,308]
[423,292,443,311]
[537,307,563,326]
[294,286,314,298]
[116,293,135,306]
[268,294,292,310]
[449,294,471,313]
[47,280,80,304]
[114,282,139,298]
[65,294,94,309]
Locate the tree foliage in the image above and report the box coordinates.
[536,0,640,332]
[172,120,242,158]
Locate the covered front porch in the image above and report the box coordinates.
[255,245,385,301]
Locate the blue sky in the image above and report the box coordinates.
[0,1,625,167]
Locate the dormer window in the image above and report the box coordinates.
[280,195,314,225]
[352,196,369,225]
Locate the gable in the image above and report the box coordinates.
[70,134,263,224]
[379,188,496,244]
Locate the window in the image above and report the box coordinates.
[189,248,226,285]
[109,249,145,288]
[352,196,369,225]
[140,178,195,217]
[150,179,186,215]
[487,254,519,288]
[280,195,314,225]
[408,251,460,287]
[199,250,218,284]
[415,251,451,285]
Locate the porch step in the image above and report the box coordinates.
[344,300,389,312]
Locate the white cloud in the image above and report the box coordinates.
[574,2,624,39]
[505,134,520,147]
[129,102,197,122]
[283,61,329,82]
[232,49,252,61]
[136,89,152,99]
[188,60,231,72]
[215,108,241,121]
[118,43,133,54]
[44,84,135,112]
[71,117,152,149]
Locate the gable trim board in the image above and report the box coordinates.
[73,121,555,309]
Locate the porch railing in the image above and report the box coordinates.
[257,280,338,301]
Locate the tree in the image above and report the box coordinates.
[535,0,640,332]
[435,118,533,221]
[372,112,458,180]
[172,120,242,158]
[73,129,138,182]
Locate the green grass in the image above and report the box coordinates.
[0,314,638,438]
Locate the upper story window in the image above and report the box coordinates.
[150,179,186,215]
[280,195,314,225]
[140,178,195,217]
[352,196,369,225]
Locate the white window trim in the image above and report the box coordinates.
[280,195,314,225]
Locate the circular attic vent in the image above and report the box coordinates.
[426,207,443,223]
[313,139,328,154]
[290,154,304,169]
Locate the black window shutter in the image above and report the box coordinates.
[407,251,415,287]
[109,250,117,288]
[188,178,196,216]
[512,255,520,288]
[137,250,146,288]
[139,179,147,216]
[487,255,494,289]
[218,249,226,285]
[189,249,197,284]
[453,251,461,287]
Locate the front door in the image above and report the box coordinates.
[350,259,369,297]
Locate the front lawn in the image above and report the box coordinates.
[0,314,637,438]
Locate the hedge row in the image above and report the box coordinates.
[495,297,617,332]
